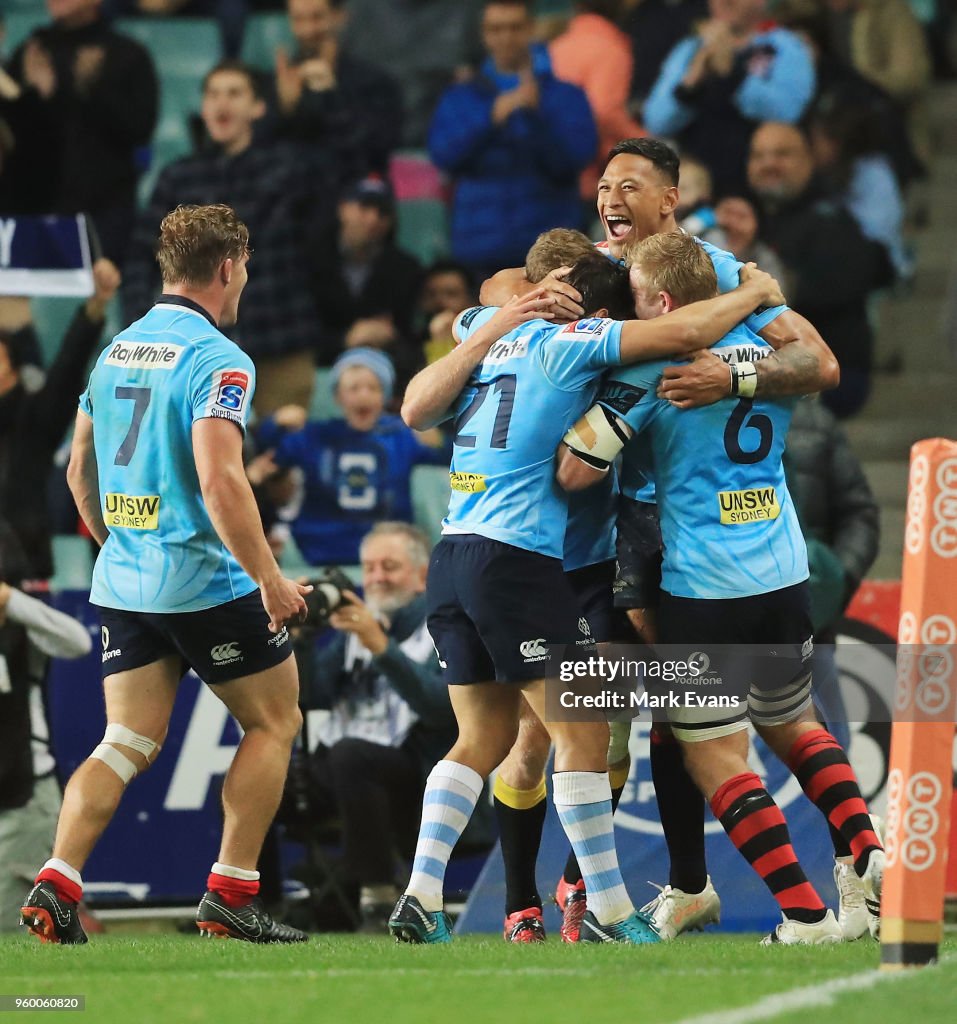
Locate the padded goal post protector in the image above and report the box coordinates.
[881,438,957,970]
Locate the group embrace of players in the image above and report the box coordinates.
[18,138,884,950]
[389,138,885,947]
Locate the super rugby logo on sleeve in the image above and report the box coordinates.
[560,317,613,340]
[204,368,250,424]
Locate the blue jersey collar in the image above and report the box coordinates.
[156,294,217,328]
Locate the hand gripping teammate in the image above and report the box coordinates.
[559,232,884,945]
[20,205,313,945]
[388,250,783,944]
[480,138,843,942]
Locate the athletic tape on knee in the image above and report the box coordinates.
[607,720,632,764]
[104,723,159,764]
[90,743,138,784]
[563,405,632,469]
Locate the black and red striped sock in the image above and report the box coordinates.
[787,728,882,877]
[710,772,826,924]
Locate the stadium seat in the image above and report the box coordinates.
[411,466,451,545]
[308,367,338,422]
[30,297,81,367]
[1,10,46,54]
[240,12,294,70]
[114,18,219,79]
[390,151,446,203]
[396,200,450,266]
[51,535,94,592]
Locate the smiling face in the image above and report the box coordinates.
[335,365,385,431]
[360,532,427,614]
[597,154,680,258]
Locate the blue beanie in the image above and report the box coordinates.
[330,347,395,400]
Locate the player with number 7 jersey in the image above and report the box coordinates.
[80,298,257,612]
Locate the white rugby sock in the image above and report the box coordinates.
[553,771,634,926]
[41,858,82,887]
[211,862,260,881]
[406,760,483,912]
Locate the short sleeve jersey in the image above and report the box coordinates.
[449,306,622,560]
[80,298,258,613]
[595,235,789,505]
[597,323,808,599]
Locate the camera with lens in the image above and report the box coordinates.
[302,566,355,629]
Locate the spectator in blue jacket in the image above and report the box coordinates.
[428,0,598,279]
[643,0,815,196]
[258,348,450,566]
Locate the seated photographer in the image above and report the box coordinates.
[297,523,457,930]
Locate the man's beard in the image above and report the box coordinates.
[365,589,412,615]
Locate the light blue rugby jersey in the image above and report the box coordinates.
[596,235,788,505]
[597,323,808,600]
[79,298,258,613]
[449,306,623,560]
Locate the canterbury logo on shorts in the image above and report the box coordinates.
[717,487,780,525]
[520,638,549,661]
[210,642,242,664]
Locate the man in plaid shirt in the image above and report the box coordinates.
[123,60,336,414]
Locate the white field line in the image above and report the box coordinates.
[672,956,951,1024]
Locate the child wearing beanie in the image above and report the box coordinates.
[257,348,450,565]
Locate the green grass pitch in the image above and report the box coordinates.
[1,933,955,1024]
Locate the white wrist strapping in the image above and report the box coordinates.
[730,360,758,398]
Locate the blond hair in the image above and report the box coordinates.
[623,232,718,306]
[156,204,250,287]
[525,228,596,284]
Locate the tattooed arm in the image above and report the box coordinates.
[656,308,840,408]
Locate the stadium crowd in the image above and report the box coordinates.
[0,0,952,936]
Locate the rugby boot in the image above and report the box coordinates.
[20,881,88,945]
[196,890,308,942]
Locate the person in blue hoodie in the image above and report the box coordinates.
[258,348,450,566]
[643,0,814,196]
[428,0,598,279]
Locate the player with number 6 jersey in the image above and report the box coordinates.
[559,233,884,946]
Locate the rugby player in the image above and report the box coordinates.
[481,138,842,942]
[492,228,637,944]
[389,250,784,944]
[19,205,315,945]
[559,233,884,945]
